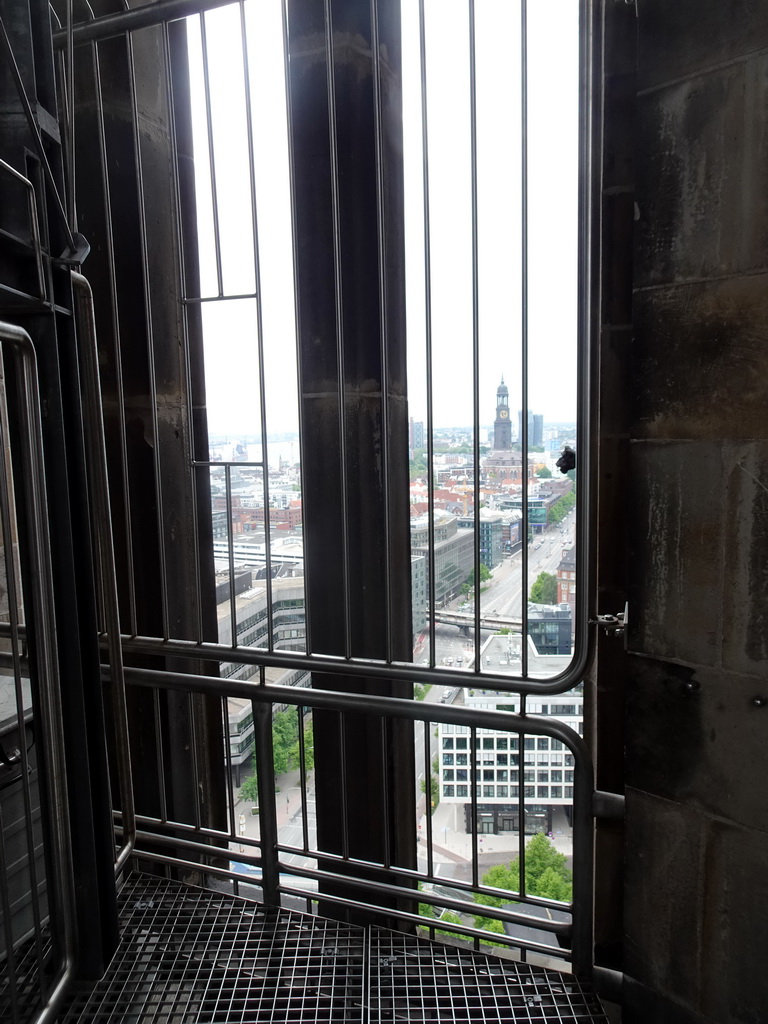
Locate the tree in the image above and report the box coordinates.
[536,466,552,478]
[472,834,572,938]
[240,772,259,804]
[530,571,557,604]
[460,564,493,595]
[420,754,440,809]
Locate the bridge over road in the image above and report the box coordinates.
[432,610,522,635]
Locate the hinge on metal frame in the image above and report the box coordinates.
[590,602,628,638]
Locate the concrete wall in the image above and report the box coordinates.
[617,2,768,1020]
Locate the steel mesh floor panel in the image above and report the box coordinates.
[58,874,365,1023]
[55,874,607,1024]
[368,928,608,1024]
[0,928,54,1024]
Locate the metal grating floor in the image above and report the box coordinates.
[55,874,606,1024]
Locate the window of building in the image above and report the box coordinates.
[483,738,494,750]
[483,786,494,798]
[443,769,454,781]
[537,771,548,782]
[537,786,549,798]
[456,737,467,750]
[524,738,535,750]
[537,738,549,750]
[483,770,494,782]
[497,754,507,766]
[456,770,468,781]
[497,786,508,798]
[551,770,562,782]
[456,753,468,766]
[550,786,562,798]
[442,754,454,766]
[524,771,535,782]
[457,785,468,798]
[524,787,535,798]
[565,770,574,783]
[442,738,454,750]
[497,770,508,782]
[496,738,508,750]
[511,786,519,798]
[443,786,455,798]
[565,754,575,767]
[551,740,564,750]
[565,786,574,798]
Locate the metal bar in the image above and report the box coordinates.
[238,1,275,649]
[198,13,224,298]
[251,701,279,905]
[520,0,529,679]
[369,0,393,663]
[182,291,259,304]
[160,20,205,645]
[53,0,237,46]
[469,725,478,887]
[469,0,482,667]
[221,696,238,841]
[225,464,238,650]
[114,630,589,695]
[90,42,138,636]
[126,33,171,641]
[0,800,21,1024]
[65,0,76,230]
[418,0,436,669]
[0,160,45,302]
[423,719,433,878]
[152,688,169,822]
[322,0,352,660]
[0,321,77,1023]
[297,706,310,853]
[0,17,77,256]
[70,271,136,874]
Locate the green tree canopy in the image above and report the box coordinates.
[530,571,558,604]
[473,834,572,934]
[536,466,552,478]
[240,772,259,804]
[460,564,493,595]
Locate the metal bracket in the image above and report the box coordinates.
[592,790,625,820]
[591,602,628,638]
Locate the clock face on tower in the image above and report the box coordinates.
[499,409,508,419]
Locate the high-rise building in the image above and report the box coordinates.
[517,410,544,447]
[492,377,512,449]
[409,417,424,453]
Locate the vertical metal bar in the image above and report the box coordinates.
[0,801,21,1024]
[469,725,478,887]
[520,0,530,679]
[187,691,202,830]
[418,0,437,667]
[126,32,171,641]
[322,0,352,660]
[65,0,76,230]
[225,464,238,649]
[423,720,433,879]
[379,716,391,869]
[518,695,527,898]
[297,705,310,853]
[280,0,312,655]
[468,0,482,662]
[153,687,169,822]
[221,695,237,841]
[91,42,138,637]
[338,712,350,861]
[252,700,279,905]
[0,323,77,1023]
[369,0,393,663]
[161,21,205,644]
[238,1,275,647]
[198,12,224,297]
[0,414,47,1013]
[71,271,136,872]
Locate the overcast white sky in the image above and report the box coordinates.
[186,0,579,439]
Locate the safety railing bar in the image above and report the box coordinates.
[369,0,394,663]
[417,0,437,671]
[115,827,245,864]
[198,12,224,298]
[115,808,260,845]
[0,359,48,1003]
[53,0,236,46]
[423,720,433,878]
[468,0,482,684]
[71,271,136,874]
[224,465,238,651]
[322,0,353,661]
[520,0,530,682]
[152,688,169,823]
[237,0,275,649]
[0,321,77,1023]
[111,631,591,696]
[182,291,259,304]
[221,696,238,840]
[0,160,46,302]
[160,19,206,646]
[0,801,22,1024]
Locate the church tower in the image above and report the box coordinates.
[493,377,512,449]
